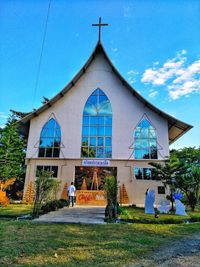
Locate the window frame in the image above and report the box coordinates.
[134,167,158,180]
[38,118,61,158]
[81,89,112,158]
[36,165,58,178]
[134,118,158,160]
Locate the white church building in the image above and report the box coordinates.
[20,26,192,206]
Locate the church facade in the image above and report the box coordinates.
[20,41,192,206]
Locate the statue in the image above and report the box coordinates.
[145,189,155,214]
[0,178,16,206]
[81,177,87,190]
[157,199,171,214]
[174,192,188,216]
[91,169,99,190]
[175,199,188,216]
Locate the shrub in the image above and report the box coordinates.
[49,200,59,211]
[104,176,118,221]
[32,170,61,218]
[41,199,67,214]
[60,199,68,206]
[41,202,52,213]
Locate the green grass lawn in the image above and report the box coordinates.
[1,204,200,224]
[1,204,200,266]
[0,204,33,218]
[0,221,200,267]
[120,206,200,224]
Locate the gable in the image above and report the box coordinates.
[19,41,192,143]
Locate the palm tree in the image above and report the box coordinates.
[149,157,180,211]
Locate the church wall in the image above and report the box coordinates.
[24,158,166,207]
[26,52,169,160]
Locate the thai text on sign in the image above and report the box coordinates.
[82,159,110,167]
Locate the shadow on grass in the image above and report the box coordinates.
[0,221,200,267]
[0,204,33,219]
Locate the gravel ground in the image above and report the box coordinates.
[128,231,200,267]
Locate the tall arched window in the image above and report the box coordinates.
[134,118,157,159]
[81,88,112,158]
[38,118,61,158]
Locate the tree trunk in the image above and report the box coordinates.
[170,190,175,212]
[171,199,175,212]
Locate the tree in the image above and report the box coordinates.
[9,109,31,121]
[0,118,25,182]
[149,157,180,211]
[171,147,200,211]
[104,176,118,221]
[33,170,61,218]
[175,164,200,211]
[0,115,26,200]
[171,147,200,165]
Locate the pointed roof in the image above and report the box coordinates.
[19,41,192,144]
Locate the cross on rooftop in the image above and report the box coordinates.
[92,17,108,42]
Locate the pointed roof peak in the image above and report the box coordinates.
[19,41,192,143]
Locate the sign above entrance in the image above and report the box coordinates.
[82,159,110,167]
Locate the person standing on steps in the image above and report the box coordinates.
[68,182,76,207]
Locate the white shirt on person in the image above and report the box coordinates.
[68,185,76,196]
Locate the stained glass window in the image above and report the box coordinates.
[134,118,158,159]
[38,118,61,158]
[81,89,112,158]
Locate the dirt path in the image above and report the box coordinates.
[128,231,200,267]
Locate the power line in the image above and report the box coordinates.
[32,0,52,109]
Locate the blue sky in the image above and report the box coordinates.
[0,0,200,149]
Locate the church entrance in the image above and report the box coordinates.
[74,166,117,206]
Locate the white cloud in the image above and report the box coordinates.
[123,6,131,18]
[0,112,7,129]
[141,50,200,100]
[169,79,200,100]
[111,47,118,53]
[127,70,138,84]
[179,49,187,55]
[0,112,8,119]
[148,90,158,98]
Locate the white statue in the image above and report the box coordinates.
[157,199,171,214]
[175,199,188,216]
[145,189,155,214]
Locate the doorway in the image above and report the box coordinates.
[74,166,117,205]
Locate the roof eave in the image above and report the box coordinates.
[19,41,193,143]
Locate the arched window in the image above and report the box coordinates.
[38,118,61,158]
[134,118,157,159]
[81,88,112,158]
